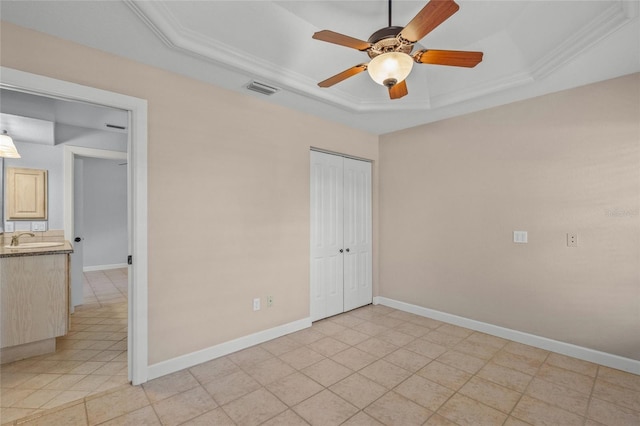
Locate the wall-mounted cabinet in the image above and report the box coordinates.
[6,167,48,220]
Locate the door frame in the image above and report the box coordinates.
[1,66,149,385]
[64,146,127,308]
[310,149,373,321]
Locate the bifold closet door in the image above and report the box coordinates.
[343,157,372,312]
[310,150,372,322]
[310,151,344,321]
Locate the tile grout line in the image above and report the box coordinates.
[455,336,513,423]
[424,328,509,425]
[337,311,455,424]
[315,309,405,426]
[504,349,551,425]
[83,398,89,426]
[583,364,600,426]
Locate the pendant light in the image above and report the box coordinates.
[0,130,20,158]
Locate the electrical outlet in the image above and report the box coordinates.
[4,222,14,232]
[567,232,578,247]
[253,298,261,311]
[31,222,47,232]
[267,295,273,307]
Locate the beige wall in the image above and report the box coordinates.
[0,22,379,364]
[379,74,640,360]
[3,20,637,366]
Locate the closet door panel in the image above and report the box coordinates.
[310,151,344,321]
[343,158,372,311]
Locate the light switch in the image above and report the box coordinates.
[513,231,528,243]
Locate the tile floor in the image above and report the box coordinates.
[1,269,129,424]
[79,269,128,311]
[3,302,639,425]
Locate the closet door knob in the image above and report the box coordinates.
[339,249,344,253]
[345,248,350,252]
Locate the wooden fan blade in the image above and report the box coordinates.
[389,80,408,99]
[414,49,483,67]
[318,64,368,88]
[312,30,371,51]
[399,0,460,43]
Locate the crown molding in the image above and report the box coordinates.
[124,0,474,112]
[431,71,534,109]
[530,0,636,80]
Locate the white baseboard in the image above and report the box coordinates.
[147,317,312,381]
[374,296,640,375]
[83,263,128,272]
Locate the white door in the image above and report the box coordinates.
[343,158,372,311]
[310,151,372,321]
[310,151,344,321]
[71,158,84,310]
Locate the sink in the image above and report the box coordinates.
[4,242,65,249]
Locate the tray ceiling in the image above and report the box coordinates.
[1,1,638,134]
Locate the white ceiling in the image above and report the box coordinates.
[1,1,638,135]
[0,89,128,145]
[0,112,55,146]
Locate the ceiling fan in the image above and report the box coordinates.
[313,0,483,99]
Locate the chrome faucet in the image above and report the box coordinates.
[10,232,35,247]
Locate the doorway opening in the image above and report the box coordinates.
[65,147,128,313]
[0,67,148,398]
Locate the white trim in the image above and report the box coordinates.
[147,317,312,381]
[1,66,150,385]
[64,146,127,307]
[374,296,640,375]
[83,263,129,272]
[64,146,127,244]
[530,1,636,80]
[310,147,373,163]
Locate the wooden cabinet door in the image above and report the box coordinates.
[7,167,48,220]
[1,255,68,348]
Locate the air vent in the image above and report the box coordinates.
[246,81,280,96]
[106,123,126,130]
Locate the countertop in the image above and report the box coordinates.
[0,241,74,258]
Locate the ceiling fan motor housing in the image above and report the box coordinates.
[367,26,413,59]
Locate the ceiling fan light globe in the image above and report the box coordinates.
[367,52,413,87]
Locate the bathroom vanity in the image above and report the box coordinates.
[0,240,73,363]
